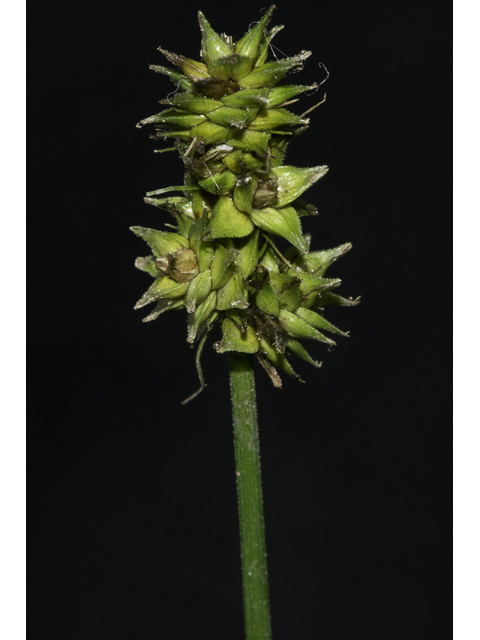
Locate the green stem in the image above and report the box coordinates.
[229,353,272,640]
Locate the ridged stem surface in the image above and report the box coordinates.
[229,353,272,640]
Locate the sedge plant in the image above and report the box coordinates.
[131,7,357,638]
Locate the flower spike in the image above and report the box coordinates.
[132,8,357,392]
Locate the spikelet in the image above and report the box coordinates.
[132,7,358,394]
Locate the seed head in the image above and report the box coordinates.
[132,7,358,396]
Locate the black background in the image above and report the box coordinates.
[29,0,451,637]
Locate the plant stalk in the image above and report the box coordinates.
[229,352,272,640]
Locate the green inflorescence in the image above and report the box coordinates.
[132,6,358,394]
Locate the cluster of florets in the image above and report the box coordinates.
[132,6,358,392]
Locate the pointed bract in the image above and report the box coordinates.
[130,227,189,257]
[143,299,184,323]
[210,243,238,289]
[234,229,260,278]
[198,170,237,195]
[286,339,322,367]
[316,292,360,307]
[238,51,312,89]
[272,165,329,207]
[293,243,352,275]
[234,175,257,214]
[295,307,349,337]
[221,88,269,108]
[203,196,254,240]
[134,276,190,309]
[149,64,196,92]
[208,55,253,81]
[235,5,276,62]
[135,255,159,278]
[250,206,309,253]
[278,309,336,345]
[214,319,259,353]
[187,291,217,342]
[255,25,284,67]
[266,84,318,108]
[258,335,302,380]
[198,11,232,64]
[255,279,280,316]
[185,270,212,312]
[189,215,215,271]
[216,270,249,310]
[158,47,210,80]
